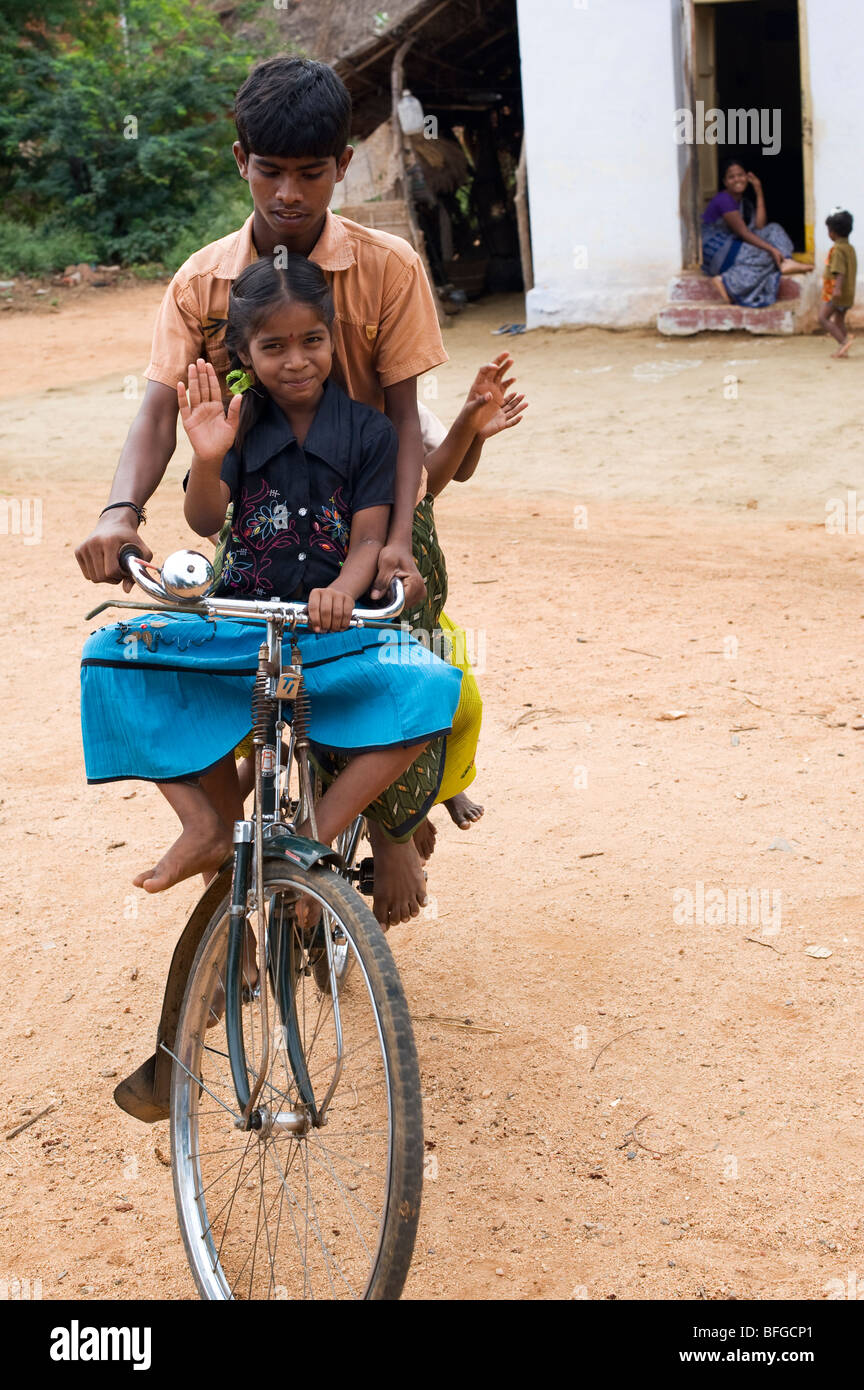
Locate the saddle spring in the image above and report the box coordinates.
[252,642,270,746]
[289,636,311,744]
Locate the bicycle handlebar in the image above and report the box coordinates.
[115,544,406,626]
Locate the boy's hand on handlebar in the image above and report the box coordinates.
[307,585,355,633]
[177,360,242,464]
[75,513,153,590]
[371,543,425,608]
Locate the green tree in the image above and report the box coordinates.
[0,1,262,264]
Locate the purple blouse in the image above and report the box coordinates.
[702,190,740,225]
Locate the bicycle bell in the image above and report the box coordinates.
[160,549,215,600]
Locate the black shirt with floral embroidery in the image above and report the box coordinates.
[215,379,396,600]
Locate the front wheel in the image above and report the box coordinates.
[170,858,423,1300]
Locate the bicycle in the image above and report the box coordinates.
[86,545,424,1300]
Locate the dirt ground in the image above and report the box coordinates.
[2,282,863,1302]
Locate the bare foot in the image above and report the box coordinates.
[368,821,428,928]
[832,335,855,359]
[711,275,730,304]
[780,258,813,274]
[134,813,230,894]
[445,792,484,829]
[294,894,322,931]
[413,817,437,863]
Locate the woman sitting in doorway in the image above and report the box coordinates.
[701,158,812,307]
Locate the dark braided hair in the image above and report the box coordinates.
[226,254,335,450]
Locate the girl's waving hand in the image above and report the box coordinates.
[177,359,242,464]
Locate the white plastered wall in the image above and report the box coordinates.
[806,0,864,315]
[516,0,684,328]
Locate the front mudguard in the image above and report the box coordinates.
[113,833,341,1123]
[262,829,344,873]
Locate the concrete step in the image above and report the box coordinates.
[667,271,801,303]
[657,301,796,335]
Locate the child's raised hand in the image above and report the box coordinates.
[177,359,242,463]
[468,353,515,405]
[475,390,529,442]
[460,353,518,433]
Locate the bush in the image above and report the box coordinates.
[0,216,97,276]
[0,187,253,278]
[0,1,264,265]
[159,189,253,272]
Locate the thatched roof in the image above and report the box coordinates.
[214,0,424,68]
[333,0,521,139]
[217,0,520,140]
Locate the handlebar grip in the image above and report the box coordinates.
[118,543,144,575]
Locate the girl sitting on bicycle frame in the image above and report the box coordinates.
[80,256,462,905]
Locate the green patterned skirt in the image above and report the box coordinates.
[314,493,450,841]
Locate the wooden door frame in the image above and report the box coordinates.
[676,0,701,267]
[797,0,815,258]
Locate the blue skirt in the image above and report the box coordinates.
[80,613,462,784]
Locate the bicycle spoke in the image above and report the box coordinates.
[194,1148,259,1203]
[245,1144,269,1301]
[310,1140,387,1184]
[305,1135,382,1234]
[205,1133,257,1252]
[304,1029,381,1085]
[266,1174,288,1299]
[223,1148,287,1299]
[160,1043,241,1121]
[298,1143,349,1299]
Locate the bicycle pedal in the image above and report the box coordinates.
[355,856,375,897]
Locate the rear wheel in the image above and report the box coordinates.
[170,858,423,1300]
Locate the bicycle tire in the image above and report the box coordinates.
[170,857,423,1301]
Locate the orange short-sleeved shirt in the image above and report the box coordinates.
[144,211,447,411]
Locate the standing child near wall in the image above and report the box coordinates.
[819,209,856,358]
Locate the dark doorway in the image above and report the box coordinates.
[715,0,803,247]
[694,0,805,252]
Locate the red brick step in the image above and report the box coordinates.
[657,301,796,335]
[667,272,801,303]
[658,270,805,335]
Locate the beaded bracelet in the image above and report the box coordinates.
[100,501,147,525]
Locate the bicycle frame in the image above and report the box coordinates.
[227,610,343,1130]
[88,549,404,1132]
